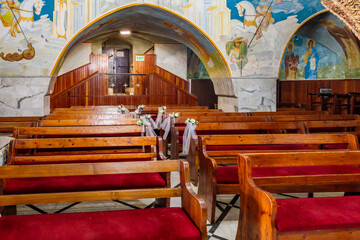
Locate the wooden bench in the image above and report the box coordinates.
[198,133,359,223]
[5,136,167,214]
[13,125,146,139]
[0,160,207,240]
[251,110,329,116]
[302,120,360,134]
[171,121,303,160]
[237,151,360,239]
[186,121,305,185]
[161,115,271,156]
[38,118,139,127]
[0,117,42,135]
[271,114,359,122]
[45,113,135,120]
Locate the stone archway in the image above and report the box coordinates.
[49,3,231,93]
[321,0,360,40]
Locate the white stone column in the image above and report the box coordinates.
[211,76,276,112]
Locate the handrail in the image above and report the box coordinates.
[155,65,188,90]
[51,72,99,100]
[101,73,146,76]
[149,73,197,101]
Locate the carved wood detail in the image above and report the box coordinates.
[321,0,360,40]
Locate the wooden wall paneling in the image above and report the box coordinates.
[134,54,156,74]
[280,79,360,111]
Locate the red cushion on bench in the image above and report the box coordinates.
[216,165,360,184]
[322,144,348,150]
[276,196,360,232]
[0,207,201,240]
[207,144,312,151]
[4,173,166,194]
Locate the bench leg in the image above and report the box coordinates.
[154,198,170,208]
[344,192,360,196]
[2,205,16,216]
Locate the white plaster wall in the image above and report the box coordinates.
[0,77,51,116]
[155,43,187,80]
[58,43,92,76]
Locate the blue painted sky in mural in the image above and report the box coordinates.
[281,35,341,69]
[33,0,53,21]
[227,0,324,24]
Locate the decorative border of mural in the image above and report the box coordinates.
[321,0,360,40]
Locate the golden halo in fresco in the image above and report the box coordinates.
[306,39,316,48]
[286,42,295,52]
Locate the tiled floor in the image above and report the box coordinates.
[16,171,345,240]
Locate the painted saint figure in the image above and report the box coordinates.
[284,42,299,80]
[320,20,360,69]
[304,39,319,80]
[56,0,67,39]
[226,37,248,71]
[0,0,21,37]
[254,0,283,39]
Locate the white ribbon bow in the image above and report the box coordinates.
[182,118,197,155]
[140,116,157,137]
[160,113,175,140]
[155,107,165,129]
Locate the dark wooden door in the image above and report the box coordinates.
[190,79,217,109]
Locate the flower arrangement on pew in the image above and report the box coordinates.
[160,112,180,141]
[182,118,199,155]
[118,104,129,114]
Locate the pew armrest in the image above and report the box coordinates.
[180,160,207,240]
[170,128,180,159]
[237,155,277,240]
[198,153,217,223]
[186,136,198,185]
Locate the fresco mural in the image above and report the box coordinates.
[220,0,325,77]
[0,0,327,77]
[279,12,360,80]
[187,48,210,79]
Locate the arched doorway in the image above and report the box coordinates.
[49,3,231,93]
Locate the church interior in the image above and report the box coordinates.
[1,0,360,239]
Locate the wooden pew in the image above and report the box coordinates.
[38,118,139,127]
[251,110,329,116]
[0,117,42,135]
[171,121,303,160]
[0,160,207,240]
[45,114,135,120]
[271,114,359,122]
[67,105,209,111]
[5,136,167,214]
[198,134,359,223]
[237,151,360,240]
[13,125,145,139]
[8,136,163,165]
[161,115,271,156]
[302,120,360,134]
[186,121,305,185]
